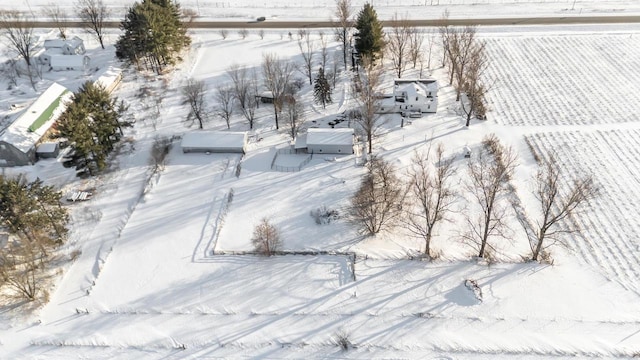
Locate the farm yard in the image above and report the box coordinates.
[2,1,640,358]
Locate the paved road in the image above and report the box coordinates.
[7,15,640,29]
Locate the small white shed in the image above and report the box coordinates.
[50,55,90,71]
[181,131,247,154]
[300,128,354,155]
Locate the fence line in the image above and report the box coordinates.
[271,147,313,172]
[213,250,358,281]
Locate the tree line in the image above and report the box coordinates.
[348,135,597,262]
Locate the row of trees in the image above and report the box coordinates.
[56,82,130,176]
[349,136,596,262]
[0,176,68,300]
[440,17,489,126]
[182,52,334,138]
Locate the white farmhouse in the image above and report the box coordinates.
[295,128,354,155]
[38,36,90,71]
[181,131,248,154]
[377,78,438,115]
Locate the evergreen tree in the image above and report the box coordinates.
[56,82,127,175]
[28,178,68,243]
[313,67,332,109]
[0,175,39,243]
[354,3,385,63]
[116,0,191,74]
[0,176,68,246]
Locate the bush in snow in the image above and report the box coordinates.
[332,329,352,351]
[151,136,172,172]
[251,218,281,256]
[310,205,339,225]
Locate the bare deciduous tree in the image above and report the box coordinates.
[182,78,209,129]
[386,13,413,78]
[282,96,304,140]
[258,29,265,40]
[464,135,518,258]
[437,10,451,68]
[238,28,249,40]
[461,40,489,126]
[408,28,425,69]
[0,59,19,88]
[151,136,172,172]
[219,29,229,39]
[449,26,478,101]
[318,31,329,70]
[297,30,315,85]
[350,156,404,235]
[333,0,353,70]
[43,3,68,39]
[214,85,235,129]
[227,64,259,129]
[352,56,383,154]
[521,155,597,262]
[252,218,281,256]
[76,0,109,49]
[262,52,296,130]
[404,144,456,257]
[0,240,39,301]
[330,50,341,88]
[0,10,35,66]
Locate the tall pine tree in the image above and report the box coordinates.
[354,3,385,63]
[116,0,191,74]
[313,67,332,109]
[56,81,127,176]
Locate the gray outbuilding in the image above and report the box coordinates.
[181,131,248,154]
[0,82,72,167]
[296,128,354,155]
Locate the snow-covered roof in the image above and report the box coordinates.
[294,132,308,149]
[0,83,72,153]
[44,39,68,49]
[36,142,59,153]
[306,128,354,146]
[394,78,438,93]
[95,66,123,92]
[397,83,426,98]
[44,36,83,50]
[50,55,88,68]
[41,48,65,56]
[181,131,247,149]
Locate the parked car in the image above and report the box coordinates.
[256,16,266,21]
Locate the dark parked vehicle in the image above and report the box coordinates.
[256,16,266,21]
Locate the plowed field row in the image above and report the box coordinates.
[485,35,640,126]
[526,130,640,294]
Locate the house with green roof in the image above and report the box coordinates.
[0,82,72,167]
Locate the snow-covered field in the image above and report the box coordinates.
[485,34,640,126]
[2,1,640,358]
[5,0,640,21]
